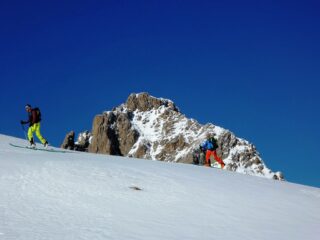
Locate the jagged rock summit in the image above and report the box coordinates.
[63,92,283,180]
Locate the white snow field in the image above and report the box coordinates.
[0,134,319,240]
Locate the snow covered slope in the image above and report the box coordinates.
[1,134,319,240]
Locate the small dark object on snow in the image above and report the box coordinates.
[130,186,142,191]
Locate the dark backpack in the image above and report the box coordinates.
[209,137,218,151]
[33,107,41,122]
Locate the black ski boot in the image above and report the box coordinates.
[43,141,49,148]
[29,138,36,149]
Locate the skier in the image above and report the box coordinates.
[20,104,48,148]
[192,148,200,165]
[199,145,206,165]
[201,135,225,168]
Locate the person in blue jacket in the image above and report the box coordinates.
[201,135,225,168]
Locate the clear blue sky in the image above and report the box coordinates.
[1,0,319,188]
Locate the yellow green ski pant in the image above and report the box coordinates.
[28,123,46,144]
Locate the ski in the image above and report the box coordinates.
[9,143,69,153]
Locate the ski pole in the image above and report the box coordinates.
[21,123,28,141]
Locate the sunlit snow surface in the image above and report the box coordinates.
[0,134,319,240]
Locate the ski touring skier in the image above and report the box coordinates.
[192,145,206,166]
[20,104,48,148]
[201,135,225,168]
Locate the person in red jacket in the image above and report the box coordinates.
[21,104,48,148]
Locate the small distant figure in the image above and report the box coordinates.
[192,145,206,166]
[199,145,206,165]
[192,148,200,165]
[201,135,225,168]
[20,104,48,148]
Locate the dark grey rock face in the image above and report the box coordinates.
[61,131,75,150]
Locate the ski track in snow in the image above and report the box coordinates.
[0,134,319,240]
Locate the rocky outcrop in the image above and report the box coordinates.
[61,131,75,150]
[61,130,92,152]
[75,131,92,152]
[125,92,179,112]
[89,111,140,156]
[64,92,284,180]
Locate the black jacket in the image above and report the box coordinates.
[22,109,41,126]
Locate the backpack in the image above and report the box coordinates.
[33,107,41,122]
[209,137,218,151]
